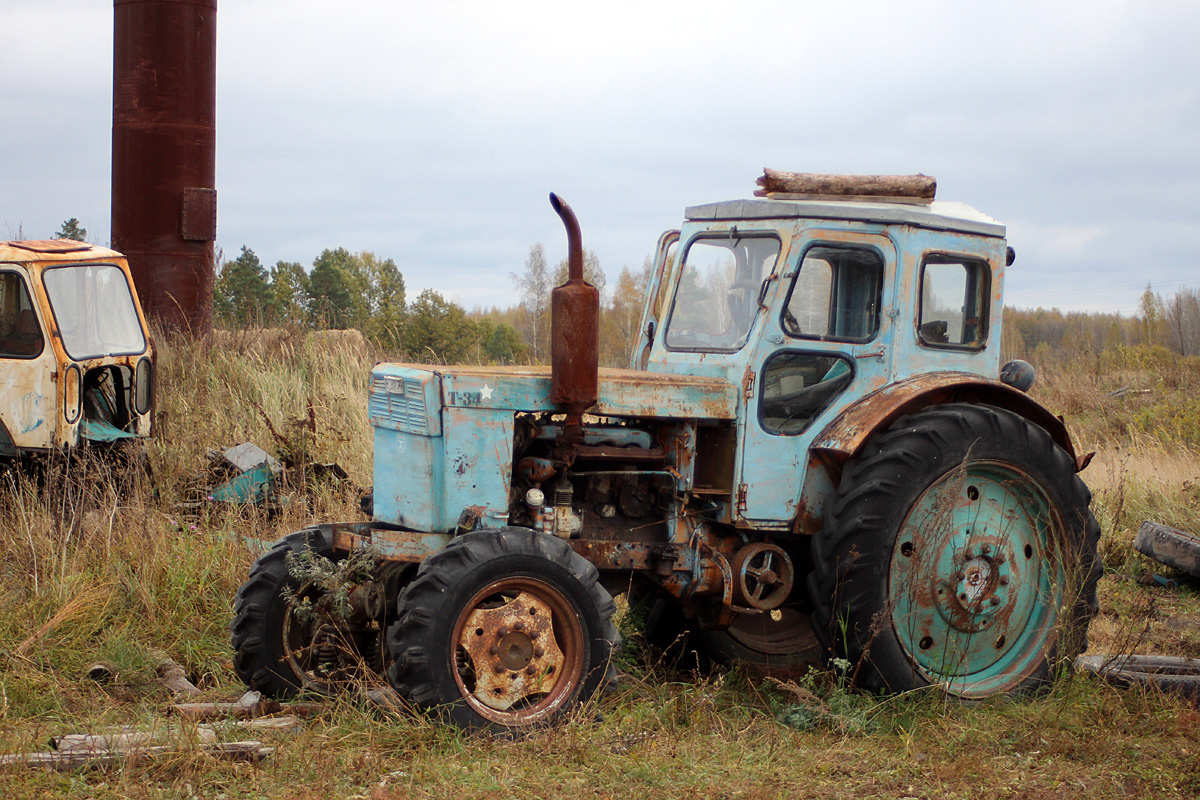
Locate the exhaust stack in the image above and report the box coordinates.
[548,193,599,429]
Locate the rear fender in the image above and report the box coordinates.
[810,372,1084,481]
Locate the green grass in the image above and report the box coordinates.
[1,332,1199,798]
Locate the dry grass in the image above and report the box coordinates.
[0,333,1198,798]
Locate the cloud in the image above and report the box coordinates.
[3,1,1198,314]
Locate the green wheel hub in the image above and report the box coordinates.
[889,462,1064,697]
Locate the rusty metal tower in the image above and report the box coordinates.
[112,0,217,334]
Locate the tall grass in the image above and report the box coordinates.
[0,332,1197,798]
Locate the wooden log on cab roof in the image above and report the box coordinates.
[755,170,936,200]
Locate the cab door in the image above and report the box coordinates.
[735,228,897,526]
[0,267,57,453]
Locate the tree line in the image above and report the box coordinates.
[212,243,651,367]
[1003,284,1200,362]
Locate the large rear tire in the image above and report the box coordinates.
[809,404,1101,697]
[387,528,620,733]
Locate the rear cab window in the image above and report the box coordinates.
[918,254,990,349]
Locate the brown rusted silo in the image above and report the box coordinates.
[112,0,217,333]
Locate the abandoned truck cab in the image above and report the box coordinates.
[233,174,1100,733]
[0,239,155,458]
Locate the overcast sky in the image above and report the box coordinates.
[4,0,1198,314]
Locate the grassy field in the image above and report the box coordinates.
[1,334,1198,799]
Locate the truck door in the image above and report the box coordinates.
[0,268,57,453]
[736,230,896,526]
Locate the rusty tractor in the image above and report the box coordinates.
[0,239,154,459]
[231,173,1100,733]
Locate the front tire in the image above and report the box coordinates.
[231,526,388,697]
[387,528,620,733]
[809,404,1101,697]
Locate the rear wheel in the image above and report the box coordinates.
[809,404,1101,697]
[388,528,620,733]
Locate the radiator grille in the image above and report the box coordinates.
[369,376,429,434]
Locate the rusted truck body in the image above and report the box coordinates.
[0,239,154,458]
[233,177,1100,732]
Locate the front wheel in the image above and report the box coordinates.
[387,528,620,733]
[230,526,390,697]
[809,403,1101,698]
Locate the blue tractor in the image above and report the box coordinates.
[232,173,1100,733]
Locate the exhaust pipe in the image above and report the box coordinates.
[548,193,599,430]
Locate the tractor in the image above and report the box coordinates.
[231,173,1100,733]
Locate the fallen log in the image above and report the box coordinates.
[1134,521,1200,578]
[52,728,216,755]
[754,169,936,203]
[0,741,273,772]
[155,656,202,697]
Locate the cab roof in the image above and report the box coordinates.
[0,239,123,264]
[684,198,1005,238]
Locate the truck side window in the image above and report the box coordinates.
[664,234,780,352]
[759,351,854,434]
[782,245,883,342]
[0,273,44,359]
[918,255,990,348]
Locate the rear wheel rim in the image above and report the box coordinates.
[888,461,1065,697]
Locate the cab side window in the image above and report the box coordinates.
[782,245,883,342]
[0,273,44,359]
[918,255,990,348]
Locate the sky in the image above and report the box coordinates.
[3,0,1199,315]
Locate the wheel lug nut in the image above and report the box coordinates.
[514,621,525,631]
[525,666,536,675]
[493,662,504,673]
[497,627,509,637]
[1000,577,1009,586]
[982,544,992,554]
[990,597,1001,607]
[534,647,545,658]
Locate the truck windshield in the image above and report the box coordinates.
[43,265,147,360]
[664,234,780,351]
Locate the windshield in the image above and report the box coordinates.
[664,234,780,351]
[43,265,147,360]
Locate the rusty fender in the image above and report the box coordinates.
[811,372,1088,474]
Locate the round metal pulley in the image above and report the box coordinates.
[730,543,794,611]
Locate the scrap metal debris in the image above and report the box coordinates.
[190,442,351,509]
[207,442,282,505]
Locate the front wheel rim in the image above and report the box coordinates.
[451,576,586,726]
[888,461,1066,697]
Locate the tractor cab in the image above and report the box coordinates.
[0,239,154,458]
